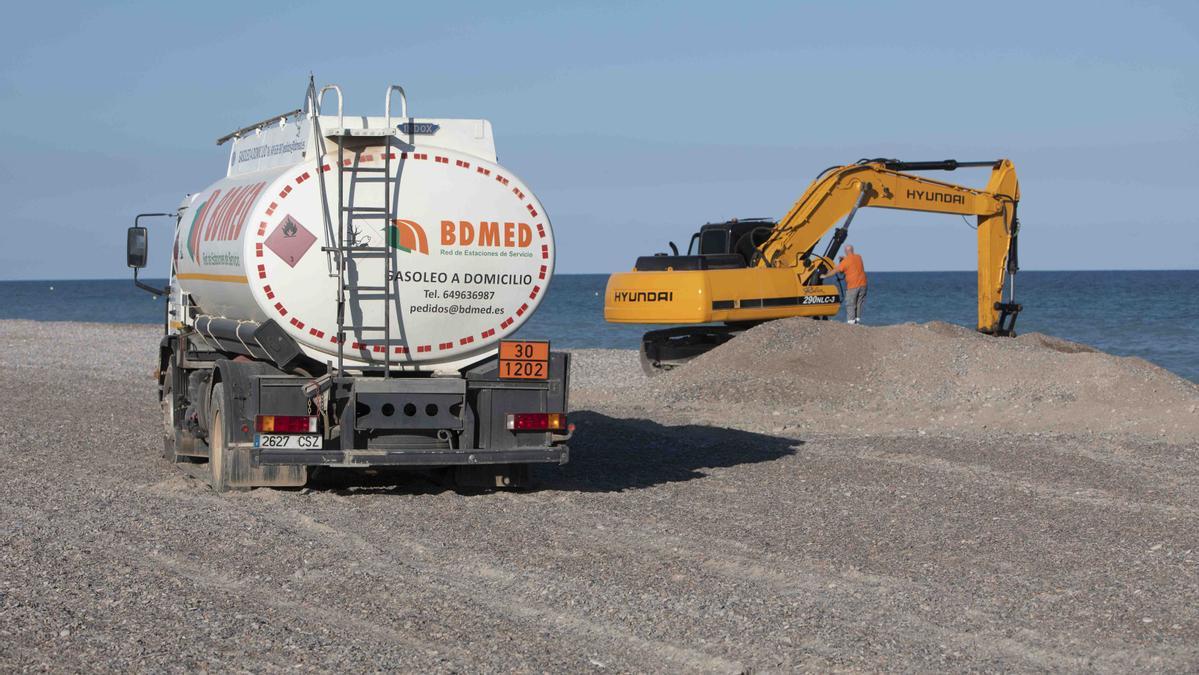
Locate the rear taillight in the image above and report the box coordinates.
[256,415,317,433]
[506,412,567,432]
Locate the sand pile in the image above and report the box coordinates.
[653,319,1199,441]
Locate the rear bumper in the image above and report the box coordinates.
[255,445,569,468]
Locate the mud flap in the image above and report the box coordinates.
[223,446,308,489]
[207,362,310,491]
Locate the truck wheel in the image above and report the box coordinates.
[206,381,306,492]
[207,382,231,492]
[161,364,178,463]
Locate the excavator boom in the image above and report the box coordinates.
[760,158,1020,333]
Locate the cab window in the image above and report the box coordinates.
[699,229,729,255]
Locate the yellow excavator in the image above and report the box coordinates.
[604,158,1022,371]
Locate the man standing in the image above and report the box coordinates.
[823,245,868,324]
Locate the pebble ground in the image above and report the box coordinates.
[1,320,1197,672]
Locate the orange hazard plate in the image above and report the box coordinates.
[499,340,550,380]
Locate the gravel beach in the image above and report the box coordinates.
[1,319,1197,672]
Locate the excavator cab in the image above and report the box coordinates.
[634,218,775,272]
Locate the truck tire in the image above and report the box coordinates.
[207,378,307,492]
[161,364,178,463]
[207,382,232,492]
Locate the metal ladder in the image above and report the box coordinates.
[313,84,409,378]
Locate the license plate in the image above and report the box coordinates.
[499,340,550,380]
[254,434,323,449]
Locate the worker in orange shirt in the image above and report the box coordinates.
[823,244,868,324]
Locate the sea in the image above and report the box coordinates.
[2,271,1196,383]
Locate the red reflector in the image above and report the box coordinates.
[506,413,566,432]
[255,415,316,433]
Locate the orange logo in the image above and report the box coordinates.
[387,219,429,254]
[440,220,533,248]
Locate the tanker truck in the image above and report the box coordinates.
[124,80,571,491]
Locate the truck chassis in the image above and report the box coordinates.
[157,327,570,492]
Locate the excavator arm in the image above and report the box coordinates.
[760,159,1021,334]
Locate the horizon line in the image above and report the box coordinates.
[2,268,1197,283]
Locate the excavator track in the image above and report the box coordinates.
[639,326,738,375]
[639,324,760,375]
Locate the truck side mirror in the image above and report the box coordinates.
[127,226,148,269]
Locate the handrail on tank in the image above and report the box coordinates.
[317,84,344,130]
[385,85,408,129]
[215,109,303,146]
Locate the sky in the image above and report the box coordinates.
[1,0,1196,280]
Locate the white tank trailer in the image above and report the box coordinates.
[126,81,571,491]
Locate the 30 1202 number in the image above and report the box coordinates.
[500,361,545,379]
